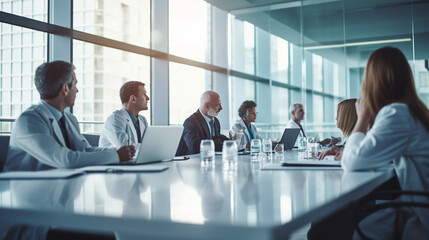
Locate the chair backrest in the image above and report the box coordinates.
[0,135,11,172]
[83,134,100,147]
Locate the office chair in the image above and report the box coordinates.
[355,190,429,240]
[82,134,100,147]
[0,135,10,171]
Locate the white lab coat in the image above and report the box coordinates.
[231,119,262,147]
[342,103,429,239]
[4,102,119,171]
[99,108,148,148]
[285,119,305,137]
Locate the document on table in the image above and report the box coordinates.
[79,164,169,173]
[0,169,84,179]
[261,159,341,170]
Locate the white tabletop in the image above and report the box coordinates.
[0,150,393,239]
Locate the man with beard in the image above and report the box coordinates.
[176,91,229,156]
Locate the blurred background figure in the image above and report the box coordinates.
[318,98,357,160]
[230,100,263,150]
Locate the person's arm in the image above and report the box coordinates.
[342,103,412,171]
[182,117,203,154]
[12,111,123,168]
[100,113,131,148]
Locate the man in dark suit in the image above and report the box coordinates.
[176,91,229,156]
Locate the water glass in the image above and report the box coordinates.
[200,140,215,167]
[222,140,238,170]
[262,138,272,154]
[274,143,284,155]
[250,139,262,156]
[298,137,307,151]
[232,130,244,150]
[307,142,321,159]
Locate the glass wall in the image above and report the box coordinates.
[73,40,151,133]
[169,62,211,125]
[0,22,46,133]
[1,0,428,138]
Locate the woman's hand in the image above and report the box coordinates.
[334,147,343,161]
[318,146,341,160]
[352,98,371,134]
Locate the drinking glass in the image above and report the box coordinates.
[262,138,272,154]
[307,142,321,159]
[274,143,284,155]
[222,140,238,170]
[232,129,244,150]
[200,140,215,167]
[250,139,261,157]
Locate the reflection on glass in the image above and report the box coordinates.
[169,62,210,125]
[72,40,151,133]
[231,17,255,74]
[229,76,255,126]
[271,35,289,83]
[0,0,47,22]
[169,0,211,63]
[73,0,150,48]
[271,86,288,125]
[0,23,46,133]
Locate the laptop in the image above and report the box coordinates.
[121,126,184,165]
[278,128,301,150]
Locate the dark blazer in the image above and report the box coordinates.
[176,110,227,156]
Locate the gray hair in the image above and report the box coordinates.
[34,61,75,99]
[200,91,217,108]
[289,103,302,113]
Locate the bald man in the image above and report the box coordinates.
[176,91,229,156]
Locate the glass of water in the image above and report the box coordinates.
[262,138,272,154]
[222,140,238,170]
[200,139,215,167]
[250,139,262,157]
[274,143,284,155]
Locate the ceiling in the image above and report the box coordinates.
[205,0,429,67]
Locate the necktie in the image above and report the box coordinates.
[209,119,215,138]
[59,115,74,150]
[135,119,142,143]
[296,121,307,138]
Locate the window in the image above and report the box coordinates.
[169,62,210,125]
[73,0,151,48]
[73,40,151,133]
[229,76,255,125]
[0,23,46,123]
[169,0,211,63]
[231,18,254,75]
[271,36,289,84]
[1,0,47,22]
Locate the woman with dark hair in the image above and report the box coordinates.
[231,100,263,149]
[318,98,357,160]
[342,47,429,238]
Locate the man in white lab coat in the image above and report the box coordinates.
[4,61,136,171]
[285,103,306,137]
[99,81,149,148]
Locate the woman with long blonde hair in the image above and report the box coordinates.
[342,46,429,239]
[318,98,357,160]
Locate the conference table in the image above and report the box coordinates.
[0,151,393,239]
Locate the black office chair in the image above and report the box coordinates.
[0,135,10,172]
[354,190,429,240]
[82,134,100,147]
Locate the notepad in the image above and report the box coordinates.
[79,164,169,173]
[261,160,342,170]
[0,169,84,179]
[282,160,341,167]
